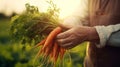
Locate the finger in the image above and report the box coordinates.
[57,35,74,45]
[56,30,72,39]
[59,23,71,30]
[62,42,78,49]
[60,42,73,49]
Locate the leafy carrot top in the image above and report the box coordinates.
[10,2,60,45]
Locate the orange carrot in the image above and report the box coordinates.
[49,43,54,62]
[42,27,62,50]
[44,41,54,57]
[54,45,60,63]
[60,47,66,60]
[32,38,46,49]
[34,27,67,66]
[34,39,47,59]
[39,27,62,57]
[53,42,60,64]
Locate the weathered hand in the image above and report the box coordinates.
[56,26,98,49]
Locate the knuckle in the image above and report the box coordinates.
[57,39,64,46]
[57,39,63,43]
[56,34,61,39]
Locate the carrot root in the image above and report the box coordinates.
[33,27,66,66]
[32,38,46,49]
[42,27,62,49]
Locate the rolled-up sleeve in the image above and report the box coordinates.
[107,30,120,47]
[94,24,120,48]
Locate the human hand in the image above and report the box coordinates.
[56,26,98,49]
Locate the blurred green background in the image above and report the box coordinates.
[0,15,87,67]
[0,0,87,67]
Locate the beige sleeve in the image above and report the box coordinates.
[94,24,120,48]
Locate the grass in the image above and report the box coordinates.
[0,18,87,67]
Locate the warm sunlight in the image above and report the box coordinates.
[0,0,87,19]
[53,0,87,19]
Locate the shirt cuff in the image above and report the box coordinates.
[94,24,120,48]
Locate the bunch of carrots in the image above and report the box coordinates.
[33,27,66,64]
[10,2,67,66]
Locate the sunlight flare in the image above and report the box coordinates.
[0,0,87,18]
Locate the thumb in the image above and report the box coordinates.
[59,23,72,31]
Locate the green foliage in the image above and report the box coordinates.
[0,19,11,44]
[0,43,86,67]
[0,1,87,67]
[0,18,87,67]
[0,43,36,67]
[10,2,60,45]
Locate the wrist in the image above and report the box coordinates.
[87,27,100,43]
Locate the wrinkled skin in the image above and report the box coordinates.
[56,25,99,49]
